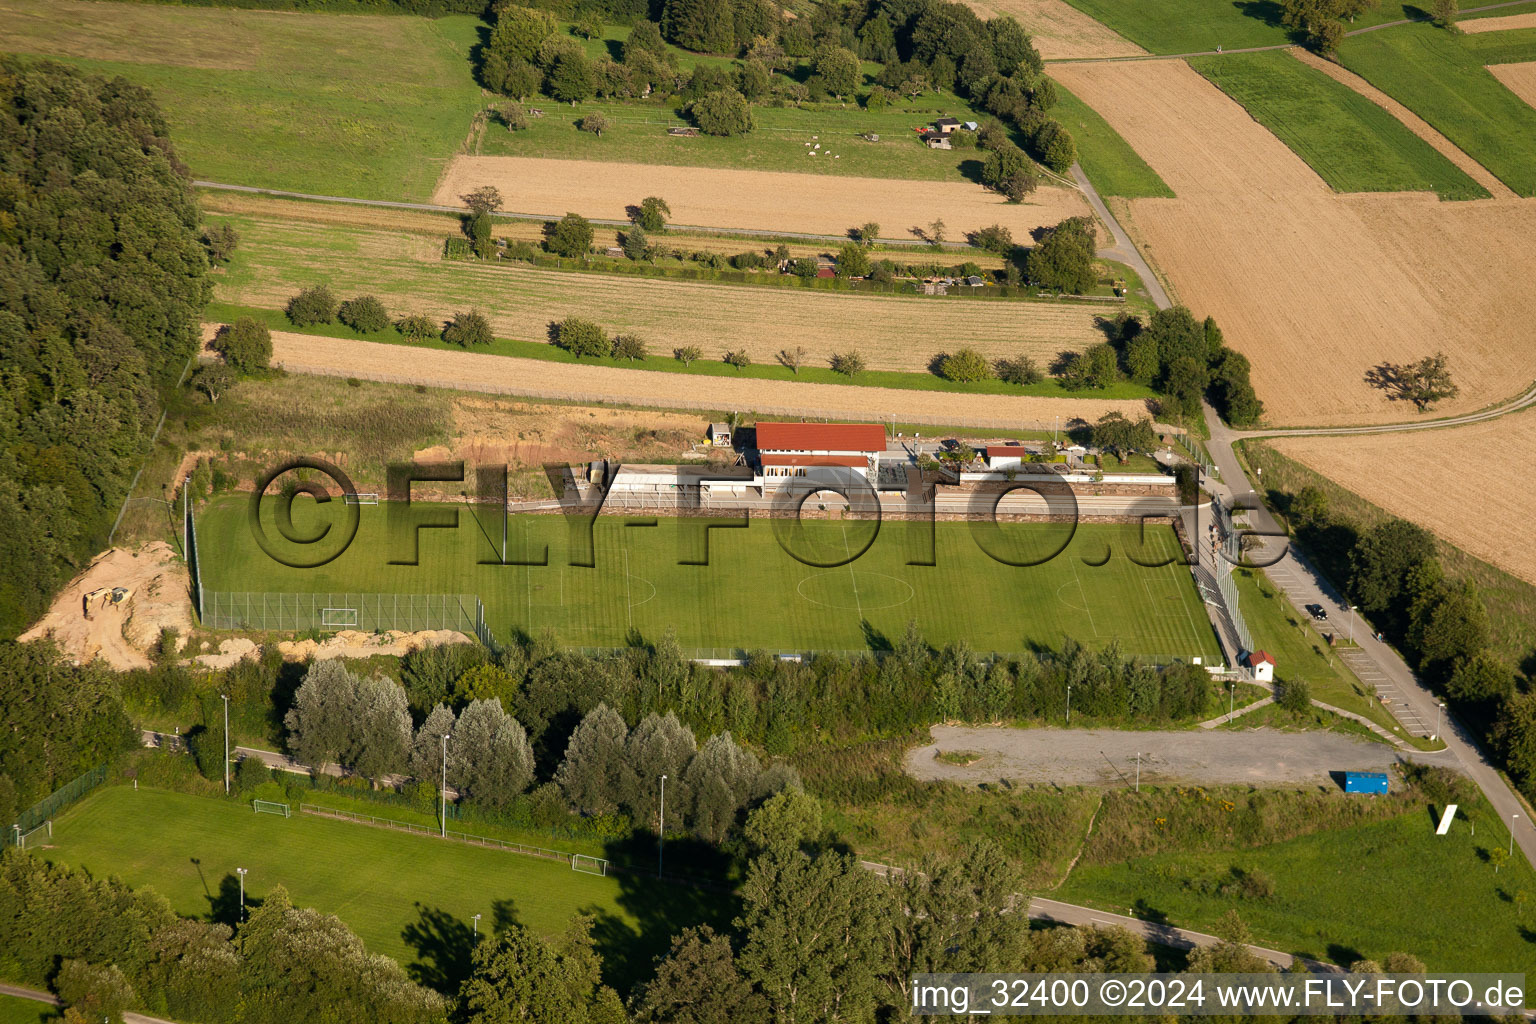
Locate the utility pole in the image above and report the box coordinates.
[472,913,481,938]
[1512,815,1521,858]
[1349,605,1357,645]
[236,867,248,922]
[221,693,230,795]
[1135,752,1141,793]
[440,733,451,838]
[1436,702,1445,742]
[1065,684,1072,726]
[658,774,667,878]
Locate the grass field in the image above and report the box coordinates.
[0,997,52,1024]
[1057,0,1423,54]
[1338,23,1536,196]
[45,786,713,991]
[3,0,485,201]
[1052,83,1176,198]
[1058,792,1536,971]
[1188,51,1489,199]
[209,213,1131,379]
[195,499,1221,659]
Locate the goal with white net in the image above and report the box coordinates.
[571,854,608,877]
[344,493,380,505]
[15,820,51,849]
[253,799,291,818]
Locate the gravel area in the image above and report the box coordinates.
[907,724,1452,787]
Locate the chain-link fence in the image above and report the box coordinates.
[202,592,486,637]
[13,763,107,837]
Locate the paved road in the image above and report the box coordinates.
[1201,408,1536,867]
[1234,379,1536,440]
[1070,163,1172,308]
[0,982,177,1024]
[1043,0,1536,62]
[1029,898,1325,970]
[905,724,1450,787]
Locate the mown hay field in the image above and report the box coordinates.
[962,0,1145,58]
[215,213,1110,374]
[1050,58,1536,427]
[1268,409,1536,586]
[2,0,485,201]
[1489,61,1536,108]
[1463,11,1536,32]
[432,156,1093,241]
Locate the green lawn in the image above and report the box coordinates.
[1231,568,1431,745]
[1188,51,1489,200]
[1052,84,1175,198]
[1058,793,1536,971]
[0,997,53,1024]
[195,500,1221,660]
[5,0,486,201]
[1338,23,1536,196]
[45,786,711,991]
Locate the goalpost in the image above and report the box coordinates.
[15,820,51,849]
[570,853,609,877]
[253,799,291,818]
[344,493,380,505]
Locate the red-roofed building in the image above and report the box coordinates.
[1245,649,1276,682]
[984,444,1029,468]
[754,422,888,483]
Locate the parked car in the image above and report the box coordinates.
[1305,603,1328,621]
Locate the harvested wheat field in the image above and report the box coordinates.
[1290,48,1515,198]
[1269,410,1536,585]
[962,0,1145,58]
[1462,11,1536,32]
[431,156,1092,241]
[1489,62,1536,109]
[1051,58,1536,427]
[244,331,1154,429]
[220,216,1107,372]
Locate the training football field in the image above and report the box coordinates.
[196,498,1220,659]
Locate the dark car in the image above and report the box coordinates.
[1305,603,1328,621]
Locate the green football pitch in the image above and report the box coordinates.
[194,497,1219,659]
[44,786,709,990]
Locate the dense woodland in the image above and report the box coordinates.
[0,58,210,637]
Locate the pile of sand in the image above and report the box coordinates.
[275,628,472,662]
[20,542,193,671]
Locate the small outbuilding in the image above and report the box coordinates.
[1344,771,1389,795]
[934,117,962,134]
[924,134,951,150]
[707,422,731,447]
[1245,649,1276,682]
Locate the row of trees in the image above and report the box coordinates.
[0,59,211,637]
[282,657,796,841]
[285,284,496,348]
[0,852,444,1024]
[1094,306,1264,426]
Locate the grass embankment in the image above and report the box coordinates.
[46,786,714,992]
[1338,24,1536,196]
[0,996,52,1024]
[1058,783,1536,971]
[1229,568,1434,746]
[4,0,485,201]
[195,498,1221,658]
[1189,51,1489,200]
[1053,84,1175,199]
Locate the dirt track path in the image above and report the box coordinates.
[253,331,1155,429]
[1289,48,1517,199]
[906,724,1452,787]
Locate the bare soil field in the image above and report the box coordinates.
[1489,61,1536,109]
[1050,58,1536,427]
[249,331,1156,429]
[220,217,1107,372]
[431,156,1093,240]
[1290,48,1516,198]
[1268,409,1536,585]
[1462,11,1536,32]
[199,192,1008,267]
[961,0,1146,58]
